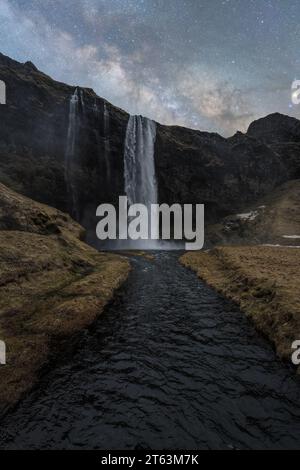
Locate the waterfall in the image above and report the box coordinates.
[80,90,86,116]
[103,103,111,181]
[124,115,159,245]
[65,88,80,220]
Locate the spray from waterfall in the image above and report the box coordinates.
[65,87,80,220]
[103,103,111,181]
[124,115,159,246]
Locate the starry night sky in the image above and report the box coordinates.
[0,0,299,135]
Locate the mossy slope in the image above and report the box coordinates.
[0,183,130,413]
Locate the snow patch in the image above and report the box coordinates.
[282,235,300,239]
[237,210,259,221]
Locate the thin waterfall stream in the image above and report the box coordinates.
[103,103,111,182]
[65,88,80,220]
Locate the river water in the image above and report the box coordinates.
[0,252,300,450]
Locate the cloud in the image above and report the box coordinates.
[0,0,186,125]
[0,0,258,135]
[177,65,255,134]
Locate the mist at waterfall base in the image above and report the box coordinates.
[95,197,205,251]
[65,91,185,250]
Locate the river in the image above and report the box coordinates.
[0,252,300,450]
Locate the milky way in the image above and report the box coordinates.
[0,0,299,135]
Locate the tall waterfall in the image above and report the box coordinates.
[65,88,80,220]
[124,115,159,244]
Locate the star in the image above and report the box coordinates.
[1,0,299,136]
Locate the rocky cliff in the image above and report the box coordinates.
[0,53,128,228]
[0,52,299,231]
[155,125,287,220]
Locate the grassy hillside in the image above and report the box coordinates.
[0,183,130,414]
[207,180,300,246]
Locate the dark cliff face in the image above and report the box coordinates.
[0,53,129,226]
[247,112,300,144]
[0,52,298,229]
[155,124,286,220]
[247,113,300,180]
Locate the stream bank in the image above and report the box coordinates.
[181,246,300,367]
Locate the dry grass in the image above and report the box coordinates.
[0,184,130,413]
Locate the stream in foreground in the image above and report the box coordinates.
[0,252,300,450]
